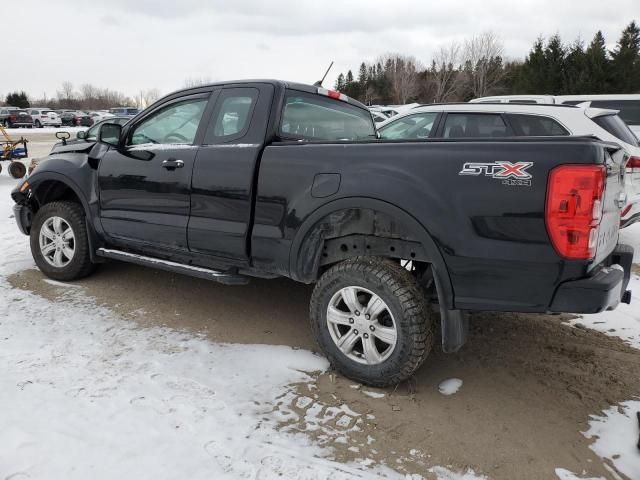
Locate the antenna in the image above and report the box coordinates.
[313,61,334,87]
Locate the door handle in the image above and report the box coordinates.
[162,159,184,170]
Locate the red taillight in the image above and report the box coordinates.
[545,165,606,260]
[626,156,640,169]
[317,87,348,102]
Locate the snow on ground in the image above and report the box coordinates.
[583,401,640,480]
[0,173,487,480]
[438,378,463,396]
[3,126,85,135]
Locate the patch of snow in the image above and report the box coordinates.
[43,278,83,288]
[619,223,640,262]
[554,468,604,480]
[438,378,463,396]
[571,274,640,350]
[3,127,85,135]
[582,400,640,480]
[429,466,487,480]
[362,390,385,399]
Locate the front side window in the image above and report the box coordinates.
[507,114,569,136]
[442,113,510,138]
[129,98,207,146]
[280,91,375,141]
[379,113,438,140]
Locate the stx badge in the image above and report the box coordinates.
[458,161,533,186]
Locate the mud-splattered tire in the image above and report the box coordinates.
[310,257,434,387]
[30,201,96,281]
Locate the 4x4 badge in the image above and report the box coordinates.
[459,161,533,186]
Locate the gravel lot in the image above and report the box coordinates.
[2,130,639,480]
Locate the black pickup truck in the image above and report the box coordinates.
[11,80,634,386]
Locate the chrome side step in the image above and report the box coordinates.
[96,248,249,285]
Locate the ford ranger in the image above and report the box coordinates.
[11,80,634,386]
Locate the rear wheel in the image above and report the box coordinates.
[310,257,434,387]
[35,120,42,128]
[30,201,96,281]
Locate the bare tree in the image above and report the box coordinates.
[184,76,213,88]
[430,42,464,102]
[57,81,76,109]
[379,54,420,104]
[461,32,505,98]
[142,88,161,107]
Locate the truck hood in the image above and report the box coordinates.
[50,140,95,155]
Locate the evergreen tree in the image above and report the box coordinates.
[563,39,588,93]
[584,31,609,93]
[334,73,346,91]
[358,62,368,85]
[515,38,547,93]
[610,21,640,92]
[5,91,30,108]
[544,34,566,93]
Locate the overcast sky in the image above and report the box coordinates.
[3,1,637,101]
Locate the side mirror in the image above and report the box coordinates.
[98,123,122,147]
[76,130,87,140]
[55,131,70,146]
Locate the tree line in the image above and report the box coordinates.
[2,82,162,111]
[335,21,640,105]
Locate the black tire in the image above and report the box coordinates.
[35,120,42,128]
[30,201,96,281]
[8,161,26,179]
[310,257,434,387]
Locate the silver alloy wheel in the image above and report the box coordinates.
[39,216,76,268]
[326,286,398,365]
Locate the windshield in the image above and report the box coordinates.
[592,114,639,146]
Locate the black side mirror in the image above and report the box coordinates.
[77,130,87,140]
[55,131,70,146]
[98,123,122,147]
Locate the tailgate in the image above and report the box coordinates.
[593,144,626,266]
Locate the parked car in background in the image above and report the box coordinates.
[28,108,62,128]
[109,106,139,117]
[59,111,94,127]
[1,109,33,128]
[49,116,130,154]
[377,102,640,227]
[88,111,114,123]
[371,111,388,124]
[471,94,640,138]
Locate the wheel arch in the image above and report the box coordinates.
[289,197,454,310]
[27,172,90,215]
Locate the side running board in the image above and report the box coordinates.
[96,248,249,285]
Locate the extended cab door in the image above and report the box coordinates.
[98,93,211,250]
[187,83,274,261]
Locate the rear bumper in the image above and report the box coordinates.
[549,244,633,314]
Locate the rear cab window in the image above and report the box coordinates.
[507,114,569,136]
[280,91,375,141]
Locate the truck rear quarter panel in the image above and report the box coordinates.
[252,138,616,312]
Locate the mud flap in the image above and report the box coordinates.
[440,308,468,353]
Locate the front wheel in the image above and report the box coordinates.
[310,257,434,387]
[30,201,96,281]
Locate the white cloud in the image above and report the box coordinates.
[3,0,637,99]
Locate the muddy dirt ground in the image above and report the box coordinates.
[9,263,640,480]
[7,129,640,479]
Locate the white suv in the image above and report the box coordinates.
[28,108,62,128]
[470,94,640,138]
[377,103,640,227]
